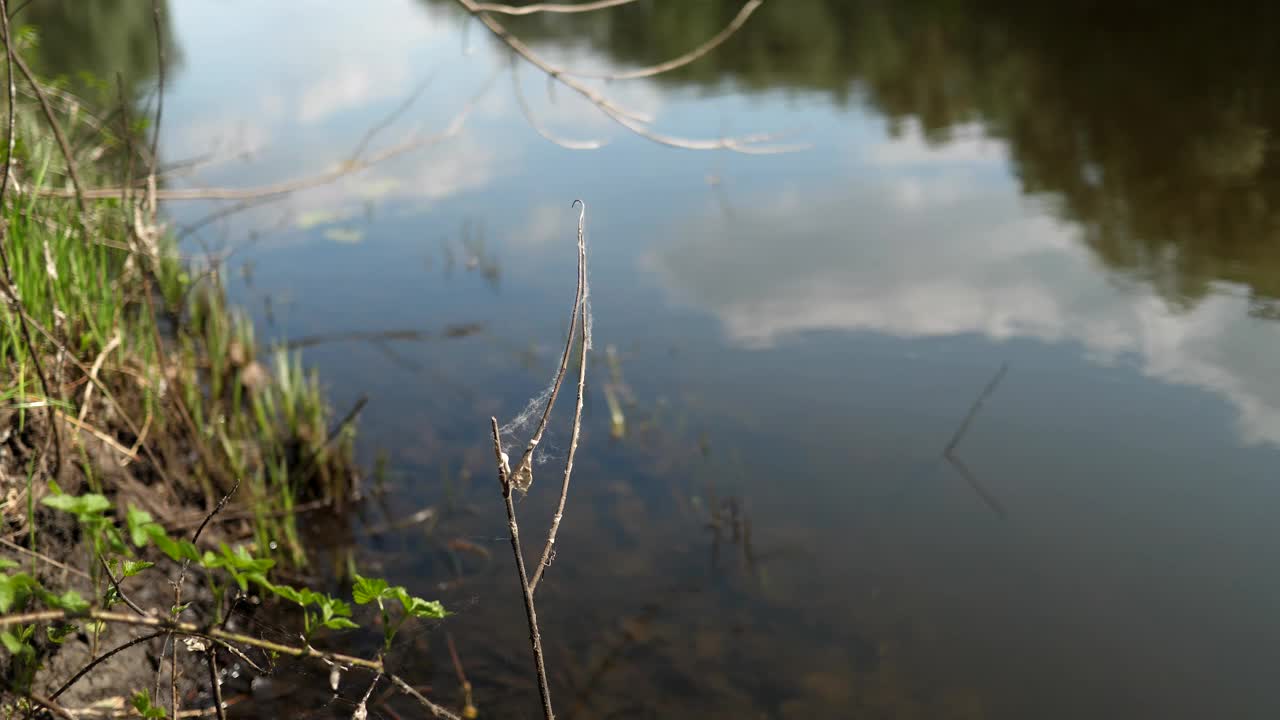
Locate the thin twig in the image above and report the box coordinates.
[389,672,464,720]
[445,631,477,718]
[0,536,90,579]
[77,333,121,424]
[0,608,383,670]
[454,0,803,153]
[471,0,637,14]
[529,201,588,594]
[51,631,167,700]
[567,0,764,81]
[490,418,555,720]
[510,57,605,150]
[944,363,1008,454]
[206,645,227,720]
[506,205,587,492]
[11,688,74,719]
[98,553,148,617]
[351,672,381,720]
[942,363,1009,518]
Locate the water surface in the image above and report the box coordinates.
[36,1,1280,717]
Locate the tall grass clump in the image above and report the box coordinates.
[0,34,356,562]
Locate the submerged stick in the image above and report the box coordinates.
[943,363,1010,517]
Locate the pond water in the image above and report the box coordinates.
[32,1,1280,717]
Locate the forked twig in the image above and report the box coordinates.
[529,201,588,594]
[98,553,148,617]
[506,202,589,492]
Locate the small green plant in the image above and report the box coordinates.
[131,690,168,719]
[353,573,448,651]
[2,491,448,709]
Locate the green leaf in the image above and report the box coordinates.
[0,572,34,613]
[270,584,304,605]
[47,589,90,614]
[149,528,200,563]
[321,617,359,630]
[42,492,111,519]
[351,574,389,605]
[47,623,79,644]
[131,690,168,719]
[121,560,155,578]
[400,595,447,620]
[1,630,23,654]
[126,506,155,548]
[0,558,19,570]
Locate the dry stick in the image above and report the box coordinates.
[98,553,148,617]
[351,672,381,720]
[528,201,588,594]
[506,206,587,492]
[206,646,227,720]
[388,674,464,720]
[472,0,637,15]
[456,0,802,154]
[490,418,556,720]
[50,631,167,700]
[12,689,74,719]
[0,609,382,672]
[77,333,121,424]
[0,536,90,579]
[445,631,477,718]
[0,1,63,484]
[567,0,764,81]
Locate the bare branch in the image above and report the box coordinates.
[471,0,638,15]
[511,57,605,150]
[567,0,764,81]
[455,0,803,153]
[51,631,167,700]
[490,417,555,719]
[0,536,90,579]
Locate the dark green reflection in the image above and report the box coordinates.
[18,0,174,102]
[432,0,1280,310]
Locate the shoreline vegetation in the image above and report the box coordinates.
[0,1,773,717]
